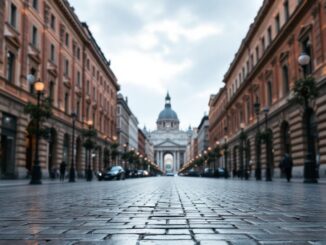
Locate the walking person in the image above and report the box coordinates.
[60,161,66,182]
[281,153,293,182]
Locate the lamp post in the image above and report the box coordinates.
[123,142,128,169]
[254,99,262,180]
[215,141,220,170]
[298,52,318,183]
[86,120,93,181]
[263,107,272,181]
[69,112,77,182]
[239,123,245,180]
[30,80,45,184]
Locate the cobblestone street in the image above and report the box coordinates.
[0,177,326,244]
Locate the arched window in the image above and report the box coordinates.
[282,65,290,95]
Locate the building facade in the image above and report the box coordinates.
[197,115,209,154]
[128,114,138,151]
[149,93,191,173]
[116,93,130,149]
[0,0,119,179]
[208,0,326,179]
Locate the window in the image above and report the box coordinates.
[32,26,38,47]
[29,68,36,93]
[6,51,15,83]
[65,33,69,47]
[64,92,69,113]
[76,47,80,60]
[301,38,313,74]
[50,14,56,30]
[92,66,95,76]
[93,87,96,100]
[242,67,245,80]
[246,60,249,75]
[284,0,290,21]
[86,80,90,95]
[275,14,280,33]
[86,59,90,70]
[255,46,260,63]
[261,37,266,52]
[268,26,272,45]
[50,44,55,62]
[64,59,69,76]
[239,73,242,84]
[32,0,38,10]
[77,71,81,87]
[267,81,273,106]
[282,65,290,95]
[10,4,17,28]
[49,81,55,102]
[250,54,254,69]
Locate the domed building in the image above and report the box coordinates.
[146,93,192,173]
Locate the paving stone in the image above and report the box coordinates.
[0,177,325,244]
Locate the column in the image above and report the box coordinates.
[177,151,180,171]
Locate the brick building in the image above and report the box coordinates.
[208,0,326,179]
[0,0,119,179]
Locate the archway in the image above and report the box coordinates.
[48,128,57,178]
[63,134,70,165]
[75,137,83,177]
[232,146,238,177]
[164,153,173,173]
[1,114,17,178]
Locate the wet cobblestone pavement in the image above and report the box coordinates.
[0,177,325,244]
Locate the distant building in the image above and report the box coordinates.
[149,93,192,173]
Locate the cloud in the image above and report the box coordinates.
[111,50,193,93]
[69,0,262,129]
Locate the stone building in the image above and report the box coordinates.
[149,93,191,173]
[0,0,119,179]
[117,94,130,149]
[208,0,326,179]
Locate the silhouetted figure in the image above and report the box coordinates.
[281,154,293,182]
[60,161,66,182]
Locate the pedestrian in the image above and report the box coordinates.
[60,161,66,182]
[281,153,293,182]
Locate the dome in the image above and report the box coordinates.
[156,92,180,126]
[158,107,179,121]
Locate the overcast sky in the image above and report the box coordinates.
[69,0,262,130]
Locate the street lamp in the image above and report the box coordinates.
[298,52,317,183]
[263,107,272,181]
[30,80,45,185]
[254,99,261,180]
[69,112,78,182]
[86,120,93,181]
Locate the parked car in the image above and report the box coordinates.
[213,167,226,178]
[186,169,200,177]
[137,170,150,177]
[202,168,214,177]
[97,166,126,181]
[166,172,174,176]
